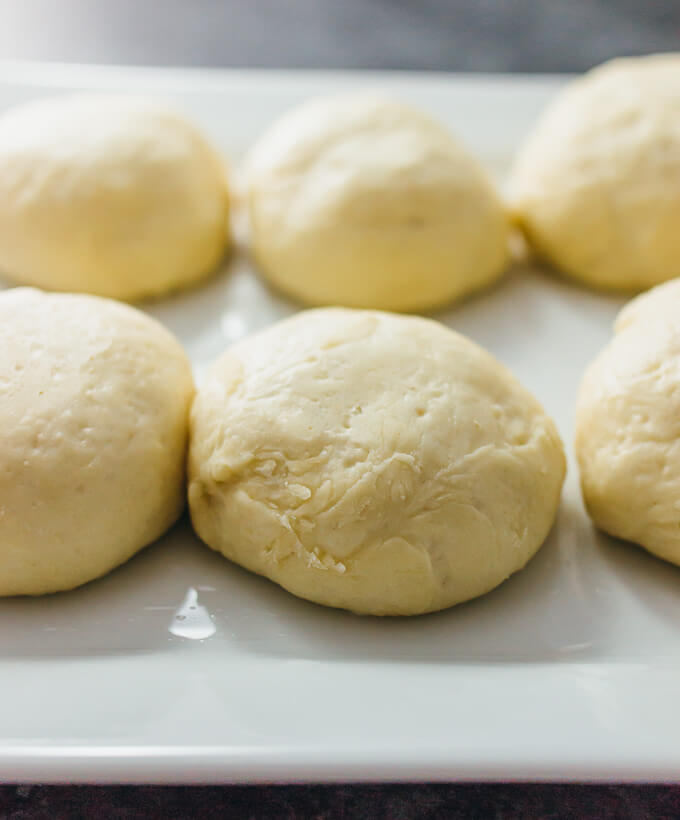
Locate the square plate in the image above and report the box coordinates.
[1,63,679,784]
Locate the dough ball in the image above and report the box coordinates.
[0,95,230,301]
[510,54,680,291]
[245,95,509,312]
[188,308,565,615]
[0,288,194,596]
[575,278,680,565]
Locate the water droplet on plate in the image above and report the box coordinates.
[169,587,217,640]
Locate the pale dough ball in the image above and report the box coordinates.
[511,54,680,291]
[0,95,230,301]
[245,95,509,312]
[189,308,565,615]
[0,288,194,596]
[576,278,680,565]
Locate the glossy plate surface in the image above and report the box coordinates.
[1,63,678,784]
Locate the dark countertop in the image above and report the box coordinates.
[2,783,680,819]
[1,1,679,817]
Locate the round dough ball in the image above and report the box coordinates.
[575,278,680,565]
[245,95,509,312]
[188,308,565,616]
[510,54,680,291]
[0,95,230,301]
[0,288,194,596]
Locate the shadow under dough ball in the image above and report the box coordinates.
[188,308,566,616]
[0,94,230,301]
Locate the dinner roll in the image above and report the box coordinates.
[511,54,680,291]
[189,308,565,615]
[0,288,194,596]
[0,95,229,301]
[576,278,680,565]
[246,95,509,312]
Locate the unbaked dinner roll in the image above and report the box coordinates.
[245,95,510,312]
[189,308,565,615]
[575,279,680,565]
[0,95,230,301]
[511,54,680,291]
[0,288,194,596]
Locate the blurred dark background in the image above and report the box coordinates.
[0,0,677,72]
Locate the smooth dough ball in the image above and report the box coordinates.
[0,288,194,596]
[0,95,230,301]
[510,54,680,291]
[245,95,509,312]
[575,278,680,565]
[188,308,565,616]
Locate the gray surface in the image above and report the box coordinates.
[0,0,677,72]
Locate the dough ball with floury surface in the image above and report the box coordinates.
[0,95,230,301]
[576,278,680,566]
[188,307,565,616]
[245,95,510,312]
[511,54,680,292]
[0,288,195,596]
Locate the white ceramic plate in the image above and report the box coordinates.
[1,63,679,785]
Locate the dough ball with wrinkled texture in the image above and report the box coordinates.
[246,95,509,312]
[511,54,680,291]
[576,278,680,565]
[0,288,194,596]
[188,308,565,616]
[0,95,230,301]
